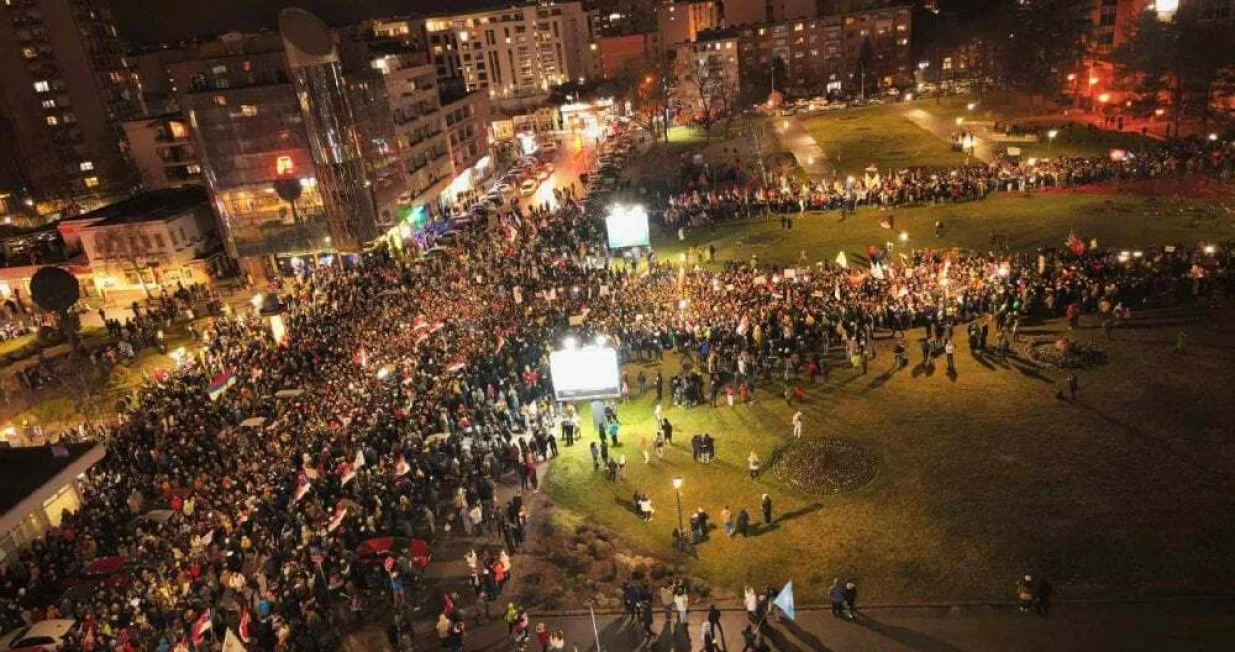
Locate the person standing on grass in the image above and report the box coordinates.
[843,582,858,620]
[660,583,675,627]
[1016,575,1034,613]
[830,579,846,617]
[674,581,690,626]
[736,508,751,537]
[945,339,956,372]
[722,505,734,537]
[761,494,773,526]
[748,451,760,480]
[792,410,803,438]
[1068,372,1078,401]
[589,441,599,471]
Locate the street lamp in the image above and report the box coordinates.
[672,477,685,551]
[966,102,977,111]
[955,116,964,126]
[1047,129,1059,155]
[899,231,909,243]
[1208,133,1219,142]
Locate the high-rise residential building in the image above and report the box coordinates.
[672,32,740,117]
[657,1,721,50]
[0,0,141,220]
[423,1,594,100]
[120,114,201,190]
[724,0,817,26]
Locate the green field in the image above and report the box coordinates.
[544,183,1235,604]
[652,190,1234,268]
[803,105,968,175]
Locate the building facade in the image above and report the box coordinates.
[657,0,721,50]
[733,3,913,97]
[594,33,656,79]
[441,90,493,203]
[423,2,594,99]
[724,0,818,27]
[120,114,201,190]
[369,50,454,215]
[75,186,221,295]
[0,0,141,220]
[672,33,740,119]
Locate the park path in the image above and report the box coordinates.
[901,106,996,164]
[455,598,1235,651]
[773,116,835,181]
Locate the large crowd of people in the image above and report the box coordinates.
[0,125,1232,652]
[662,138,1234,226]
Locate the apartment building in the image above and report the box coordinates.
[0,0,141,220]
[733,3,913,97]
[423,2,593,99]
[724,0,818,26]
[672,32,740,118]
[657,1,720,49]
[441,90,493,202]
[368,49,454,212]
[120,114,201,190]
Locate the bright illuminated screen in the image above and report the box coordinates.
[549,347,621,401]
[605,205,650,249]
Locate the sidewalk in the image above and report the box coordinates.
[459,599,1235,651]
[773,117,834,181]
[900,107,995,164]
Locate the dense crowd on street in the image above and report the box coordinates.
[662,138,1235,226]
[0,123,1232,652]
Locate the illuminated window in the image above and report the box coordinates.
[41,99,56,109]
[21,47,37,60]
[214,95,227,106]
[83,177,99,188]
[79,161,94,171]
[276,156,295,176]
[46,116,58,126]
[33,80,50,93]
[240,105,257,116]
[170,121,187,139]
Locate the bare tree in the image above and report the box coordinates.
[94,230,160,298]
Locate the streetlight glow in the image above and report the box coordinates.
[1208,133,1219,141]
[1098,93,1110,104]
[250,294,264,309]
[955,116,964,125]
[563,336,578,350]
[1048,129,1059,140]
[966,102,977,111]
[672,477,683,490]
[899,231,909,242]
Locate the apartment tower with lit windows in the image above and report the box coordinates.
[0,0,140,221]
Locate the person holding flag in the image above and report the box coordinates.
[191,609,213,647]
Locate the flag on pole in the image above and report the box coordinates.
[293,472,312,503]
[222,628,247,652]
[198,529,214,548]
[191,609,213,646]
[446,360,466,374]
[773,580,796,621]
[339,462,356,486]
[327,507,349,532]
[238,611,251,644]
[835,251,849,269]
[353,449,366,470]
[394,454,410,478]
[207,369,236,401]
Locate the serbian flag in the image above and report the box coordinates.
[412,315,430,331]
[353,449,366,470]
[293,472,312,503]
[496,333,507,354]
[429,321,446,333]
[327,507,348,532]
[353,347,367,366]
[238,610,252,644]
[191,609,212,645]
[207,369,236,401]
[339,462,356,486]
[415,331,431,346]
[394,455,410,478]
[446,360,466,374]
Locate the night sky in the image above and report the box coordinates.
[113,0,504,44]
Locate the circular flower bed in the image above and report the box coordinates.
[768,439,878,494]
[1023,336,1108,370]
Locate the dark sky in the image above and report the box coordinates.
[113,0,506,44]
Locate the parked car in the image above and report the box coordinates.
[0,620,78,651]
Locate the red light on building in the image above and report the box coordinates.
[276,156,294,176]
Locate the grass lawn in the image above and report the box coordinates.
[1002,123,1160,160]
[544,185,1235,604]
[653,190,1235,268]
[545,306,1235,604]
[803,105,968,175]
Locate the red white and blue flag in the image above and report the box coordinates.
[207,369,236,401]
[293,472,312,503]
[238,610,251,643]
[191,609,212,645]
[339,462,356,486]
[327,507,349,532]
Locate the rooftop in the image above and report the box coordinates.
[77,187,209,228]
[0,443,101,515]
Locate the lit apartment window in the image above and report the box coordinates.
[22,47,37,60]
[80,161,94,171]
[276,156,294,175]
[41,99,56,109]
[241,105,257,116]
[83,177,99,188]
[214,95,227,106]
[33,80,51,93]
[45,116,58,126]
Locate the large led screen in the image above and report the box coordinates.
[605,205,650,249]
[549,347,621,401]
